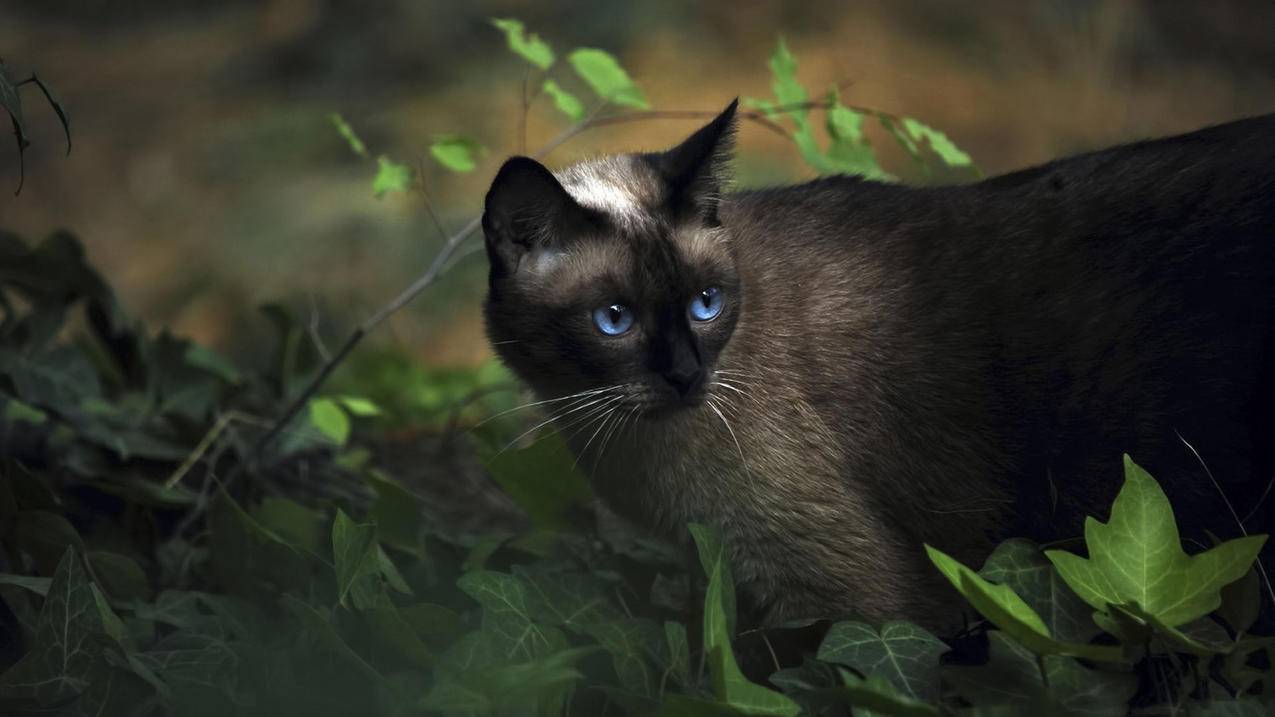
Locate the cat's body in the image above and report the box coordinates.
[482,105,1275,629]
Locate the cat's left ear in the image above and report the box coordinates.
[653,98,738,225]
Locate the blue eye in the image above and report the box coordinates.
[688,286,723,321]
[592,303,635,336]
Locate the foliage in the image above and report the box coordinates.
[1,229,1271,716]
[2,19,1271,717]
[745,38,978,181]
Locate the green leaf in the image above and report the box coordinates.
[664,620,691,688]
[1045,455,1267,628]
[816,620,946,702]
[901,117,974,168]
[490,18,555,70]
[87,550,150,602]
[457,570,567,661]
[543,78,585,121]
[482,430,591,529]
[280,594,382,682]
[582,618,665,696]
[361,603,434,669]
[308,397,350,445]
[980,538,1100,643]
[837,670,938,717]
[926,544,1121,662]
[0,573,51,596]
[182,342,241,384]
[329,112,368,157]
[0,346,101,412]
[0,548,122,706]
[766,37,807,118]
[208,489,320,597]
[332,509,379,609]
[371,155,413,197]
[336,395,381,417]
[690,523,800,716]
[428,135,484,173]
[824,92,889,180]
[944,632,1137,716]
[568,48,649,109]
[514,565,620,630]
[368,473,423,555]
[3,397,46,424]
[12,510,85,576]
[1218,566,1261,635]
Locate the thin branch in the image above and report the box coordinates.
[414,157,451,242]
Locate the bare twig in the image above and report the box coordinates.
[414,157,451,242]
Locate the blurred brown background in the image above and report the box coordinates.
[3,0,1273,368]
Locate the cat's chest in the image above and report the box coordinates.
[572,397,846,535]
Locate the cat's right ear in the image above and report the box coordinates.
[483,156,592,278]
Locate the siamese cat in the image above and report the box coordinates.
[481,100,1275,629]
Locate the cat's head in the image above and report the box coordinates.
[482,100,741,418]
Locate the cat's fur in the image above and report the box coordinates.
[481,101,1275,629]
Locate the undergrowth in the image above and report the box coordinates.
[1,20,1272,717]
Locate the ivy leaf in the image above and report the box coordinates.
[582,618,665,696]
[280,594,382,682]
[481,430,591,530]
[1044,455,1267,628]
[457,570,567,661]
[568,48,649,109]
[490,18,555,70]
[816,620,946,702]
[926,545,1122,662]
[980,538,1100,643]
[308,398,350,445]
[372,155,413,196]
[944,632,1137,716]
[0,548,121,707]
[837,670,938,717]
[543,79,585,121]
[0,346,101,414]
[332,509,379,609]
[1218,566,1261,635]
[664,621,691,688]
[0,574,51,596]
[513,565,620,631]
[428,136,484,174]
[690,523,801,716]
[900,117,974,169]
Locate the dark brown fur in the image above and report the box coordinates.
[482,104,1275,630]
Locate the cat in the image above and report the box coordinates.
[480,99,1275,630]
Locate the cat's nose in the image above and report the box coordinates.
[663,364,704,398]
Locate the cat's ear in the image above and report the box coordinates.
[654,98,738,225]
[483,156,593,276]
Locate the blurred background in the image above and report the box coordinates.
[3,0,1274,370]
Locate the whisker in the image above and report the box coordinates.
[475,384,620,426]
[591,402,633,472]
[707,396,751,481]
[492,392,619,457]
[576,404,622,472]
[711,380,747,398]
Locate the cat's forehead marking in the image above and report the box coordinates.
[555,156,658,228]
